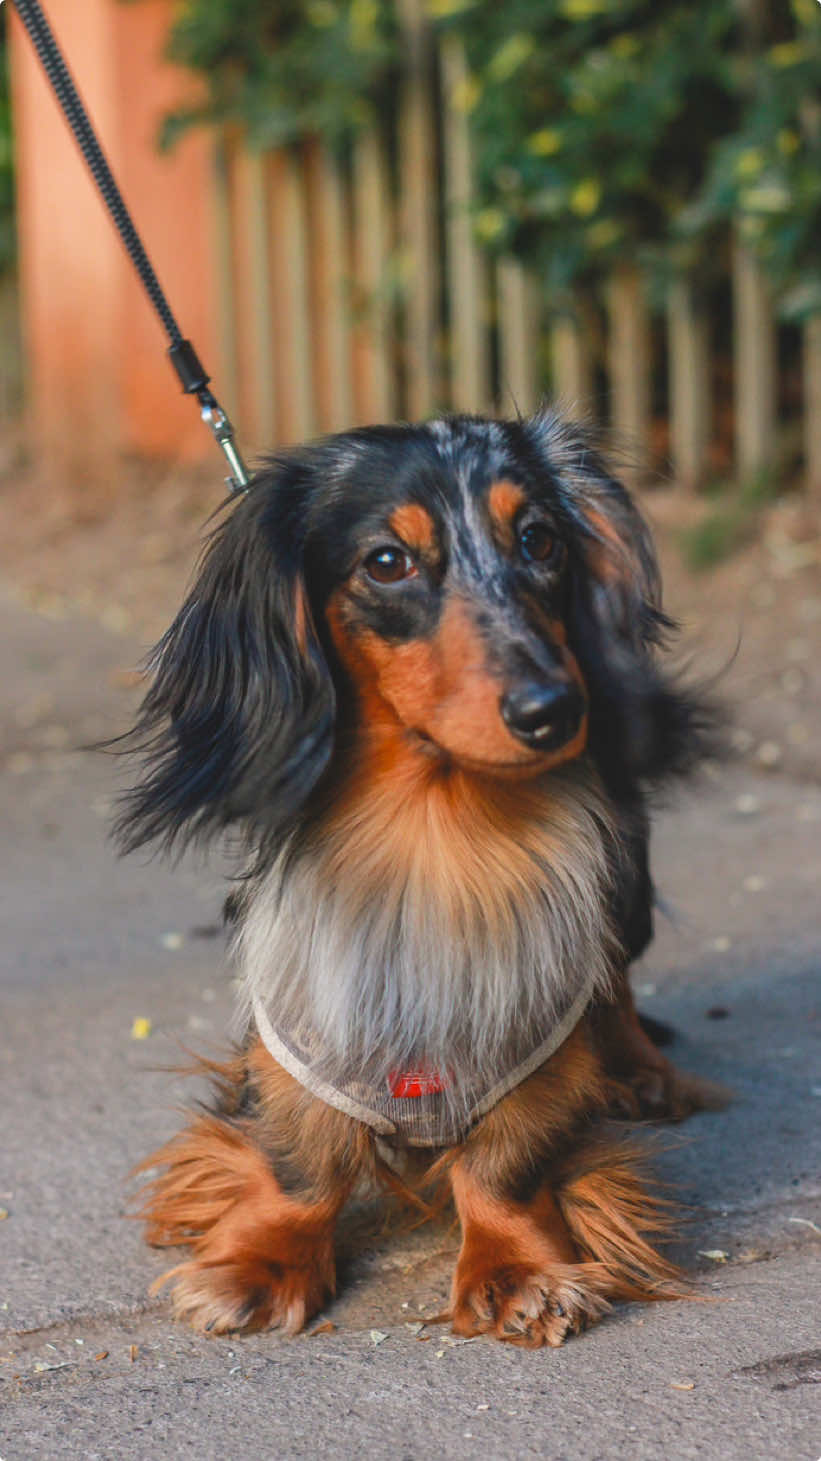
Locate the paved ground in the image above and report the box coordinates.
[1,585,820,1461]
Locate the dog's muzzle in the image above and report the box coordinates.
[500,679,586,752]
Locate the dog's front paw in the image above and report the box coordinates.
[156,1247,334,1336]
[136,1106,346,1337]
[450,1261,611,1348]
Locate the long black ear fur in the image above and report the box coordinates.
[571,570,713,801]
[114,472,335,854]
[521,412,719,802]
[570,478,717,800]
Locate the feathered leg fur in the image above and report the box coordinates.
[136,1025,687,1342]
[134,1042,373,1334]
[447,1022,684,1347]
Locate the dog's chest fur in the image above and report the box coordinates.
[236,759,618,1113]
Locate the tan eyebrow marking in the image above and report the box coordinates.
[488,480,526,535]
[389,503,437,554]
[584,506,621,549]
[583,506,629,584]
[544,616,568,647]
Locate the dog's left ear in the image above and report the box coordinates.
[115,472,335,854]
[522,413,712,793]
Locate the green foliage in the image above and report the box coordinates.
[435,0,739,293]
[0,16,15,274]
[677,0,821,320]
[163,0,821,309]
[163,0,398,150]
[681,471,780,570]
[682,506,750,570]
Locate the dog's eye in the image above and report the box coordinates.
[519,522,561,566]
[364,546,417,584]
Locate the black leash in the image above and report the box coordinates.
[11,0,250,494]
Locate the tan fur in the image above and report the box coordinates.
[331,592,539,768]
[580,502,654,603]
[388,502,437,555]
[487,480,526,544]
[554,1141,683,1301]
[134,1032,684,1343]
[456,1024,605,1190]
[330,588,585,772]
[246,1040,376,1196]
[593,970,731,1121]
[293,579,312,656]
[449,1164,599,1348]
[582,505,628,580]
[134,1046,375,1334]
[136,1122,340,1334]
[445,1022,685,1347]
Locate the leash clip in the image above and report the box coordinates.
[198,391,250,496]
[167,338,250,495]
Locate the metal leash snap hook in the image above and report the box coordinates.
[198,392,250,497]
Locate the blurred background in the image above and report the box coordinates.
[0,0,819,756]
[4,0,821,473]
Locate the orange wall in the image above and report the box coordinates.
[9,0,219,473]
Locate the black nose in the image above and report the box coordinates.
[500,680,585,751]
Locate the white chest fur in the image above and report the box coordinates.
[236,762,617,1112]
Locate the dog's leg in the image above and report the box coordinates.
[135,1042,369,1334]
[449,1159,613,1346]
[447,1026,683,1347]
[138,1115,343,1334]
[593,970,729,1121]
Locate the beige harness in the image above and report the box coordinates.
[252,975,595,1148]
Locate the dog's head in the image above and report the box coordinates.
[117,411,705,853]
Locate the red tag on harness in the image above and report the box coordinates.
[389,1069,447,1098]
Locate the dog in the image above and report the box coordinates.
[119,409,719,1347]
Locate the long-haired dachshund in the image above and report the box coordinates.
[119,410,719,1347]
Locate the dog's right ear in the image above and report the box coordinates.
[114,471,335,854]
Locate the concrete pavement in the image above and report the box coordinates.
[1,587,819,1460]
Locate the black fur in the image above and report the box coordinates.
[114,474,335,853]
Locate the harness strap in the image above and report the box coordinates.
[252,976,596,1149]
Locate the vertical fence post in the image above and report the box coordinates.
[238,148,277,446]
[667,274,711,489]
[804,314,821,495]
[225,136,265,444]
[212,131,241,429]
[497,259,540,414]
[440,36,490,414]
[608,264,651,477]
[352,129,396,422]
[397,0,438,418]
[551,304,593,418]
[731,1,777,486]
[307,141,353,434]
[732,234,776,483]
[266,147,315,444]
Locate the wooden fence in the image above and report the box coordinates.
[6,0,820,491]
[207,6,821,492]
